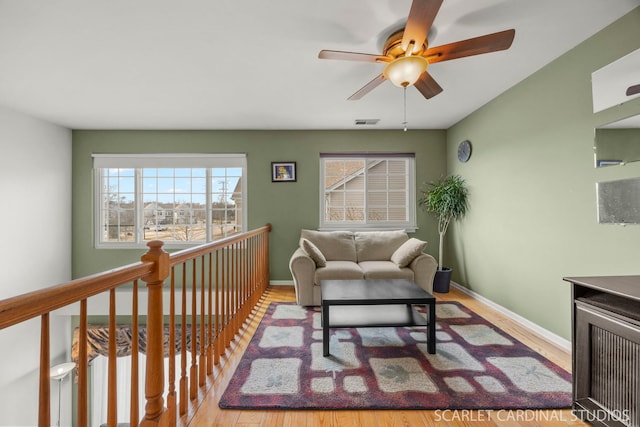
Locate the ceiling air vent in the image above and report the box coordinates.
[354,119,380,126]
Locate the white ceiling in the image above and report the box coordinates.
[0,0,638,130]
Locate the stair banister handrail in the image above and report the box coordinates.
[0,262,155,330]
[0,224,272,330]
[0,223,272,427]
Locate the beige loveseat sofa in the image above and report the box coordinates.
[289,229,437,306]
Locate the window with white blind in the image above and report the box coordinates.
[93,153,246,248]
[319,153,416,231]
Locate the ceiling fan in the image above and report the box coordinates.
[318,0,516,100]
[627,84,640,96]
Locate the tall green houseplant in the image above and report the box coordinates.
[419,175,469,289]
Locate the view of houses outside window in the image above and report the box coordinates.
[320,154,416,230]
[96,165,244,247]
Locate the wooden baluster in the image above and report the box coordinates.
[245,239,250,319]
[78,300,88,427]
[130,280,139,427]
[257,234,262,297]
[260,233,265,292]
[262,231,271,291]
[167,268,176,425]
[238,242,246,332]
[190,259,198,400]
[38,313,50,427]
[260,232,265,289]
[235,241,240,333]
[248,239,253,314]
[235,242,238,330]
[254,237,258,301]
[245,238,251,310]
[254,234,258,297]
[229,245,233,337]
[232,242,237,336]
[179,264,187,416]
[238,241,243,323]
[255,234,260,295]
[107,289,117,426]
[241,239,246,319]
[199,255,206,387]
[251,238,255,310]
[207,252,214,376]
[240,240,246,322]
[254,236,259,304]
[246,239,251,316]
[256,234,262,294]
[247,237,252,307]
[140,240,169,427]
[252,236,258,307]
[260,233,264,291]
[225,247,231,349]
[238,241,246,332]
[214,250,221,366]
[231,245,235,342]
[228,245,233,340]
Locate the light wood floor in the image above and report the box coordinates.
[186,286,587,427]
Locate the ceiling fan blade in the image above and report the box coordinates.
[347,74,386,100]
[425,29,515,64]
[318,50,386,63]
[414,71,443,99]
[627,84,640,96]
[402,0,444,53]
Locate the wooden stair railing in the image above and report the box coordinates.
[0,224,271,427]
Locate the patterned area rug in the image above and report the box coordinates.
[219,302,572,410]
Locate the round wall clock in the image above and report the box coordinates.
[457,140,472,163]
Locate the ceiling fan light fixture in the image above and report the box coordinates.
[383,56,428,88]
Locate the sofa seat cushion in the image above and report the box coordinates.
[358,261,414,280]
[301,229,357,262]
[354,230,408,262]
[314,261,363,284]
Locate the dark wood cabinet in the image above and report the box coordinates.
[564,275,640,427]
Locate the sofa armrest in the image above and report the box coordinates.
[409,253,438,294]
[289,248,317,306]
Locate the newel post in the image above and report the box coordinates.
[140,241,170,427]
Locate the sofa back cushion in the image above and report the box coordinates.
[354,230,408,262]
[300,229,356,262]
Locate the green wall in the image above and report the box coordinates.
[446,7,640,339]
[72,130,446,279]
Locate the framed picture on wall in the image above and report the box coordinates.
[271,162,296,182]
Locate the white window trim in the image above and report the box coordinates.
[93,153,247,249]
[92,153,246,168]
[318,154,417,232]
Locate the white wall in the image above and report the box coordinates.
[0,107,72,426]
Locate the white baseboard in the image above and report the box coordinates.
[450,281,571,352]
[269,280,294,286]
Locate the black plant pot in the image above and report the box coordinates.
[433,267,452,293]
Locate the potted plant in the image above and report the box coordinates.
[418,175,469,292]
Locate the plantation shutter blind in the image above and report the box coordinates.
[319,153,415,229]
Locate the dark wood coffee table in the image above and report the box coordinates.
[320,278,436,357]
